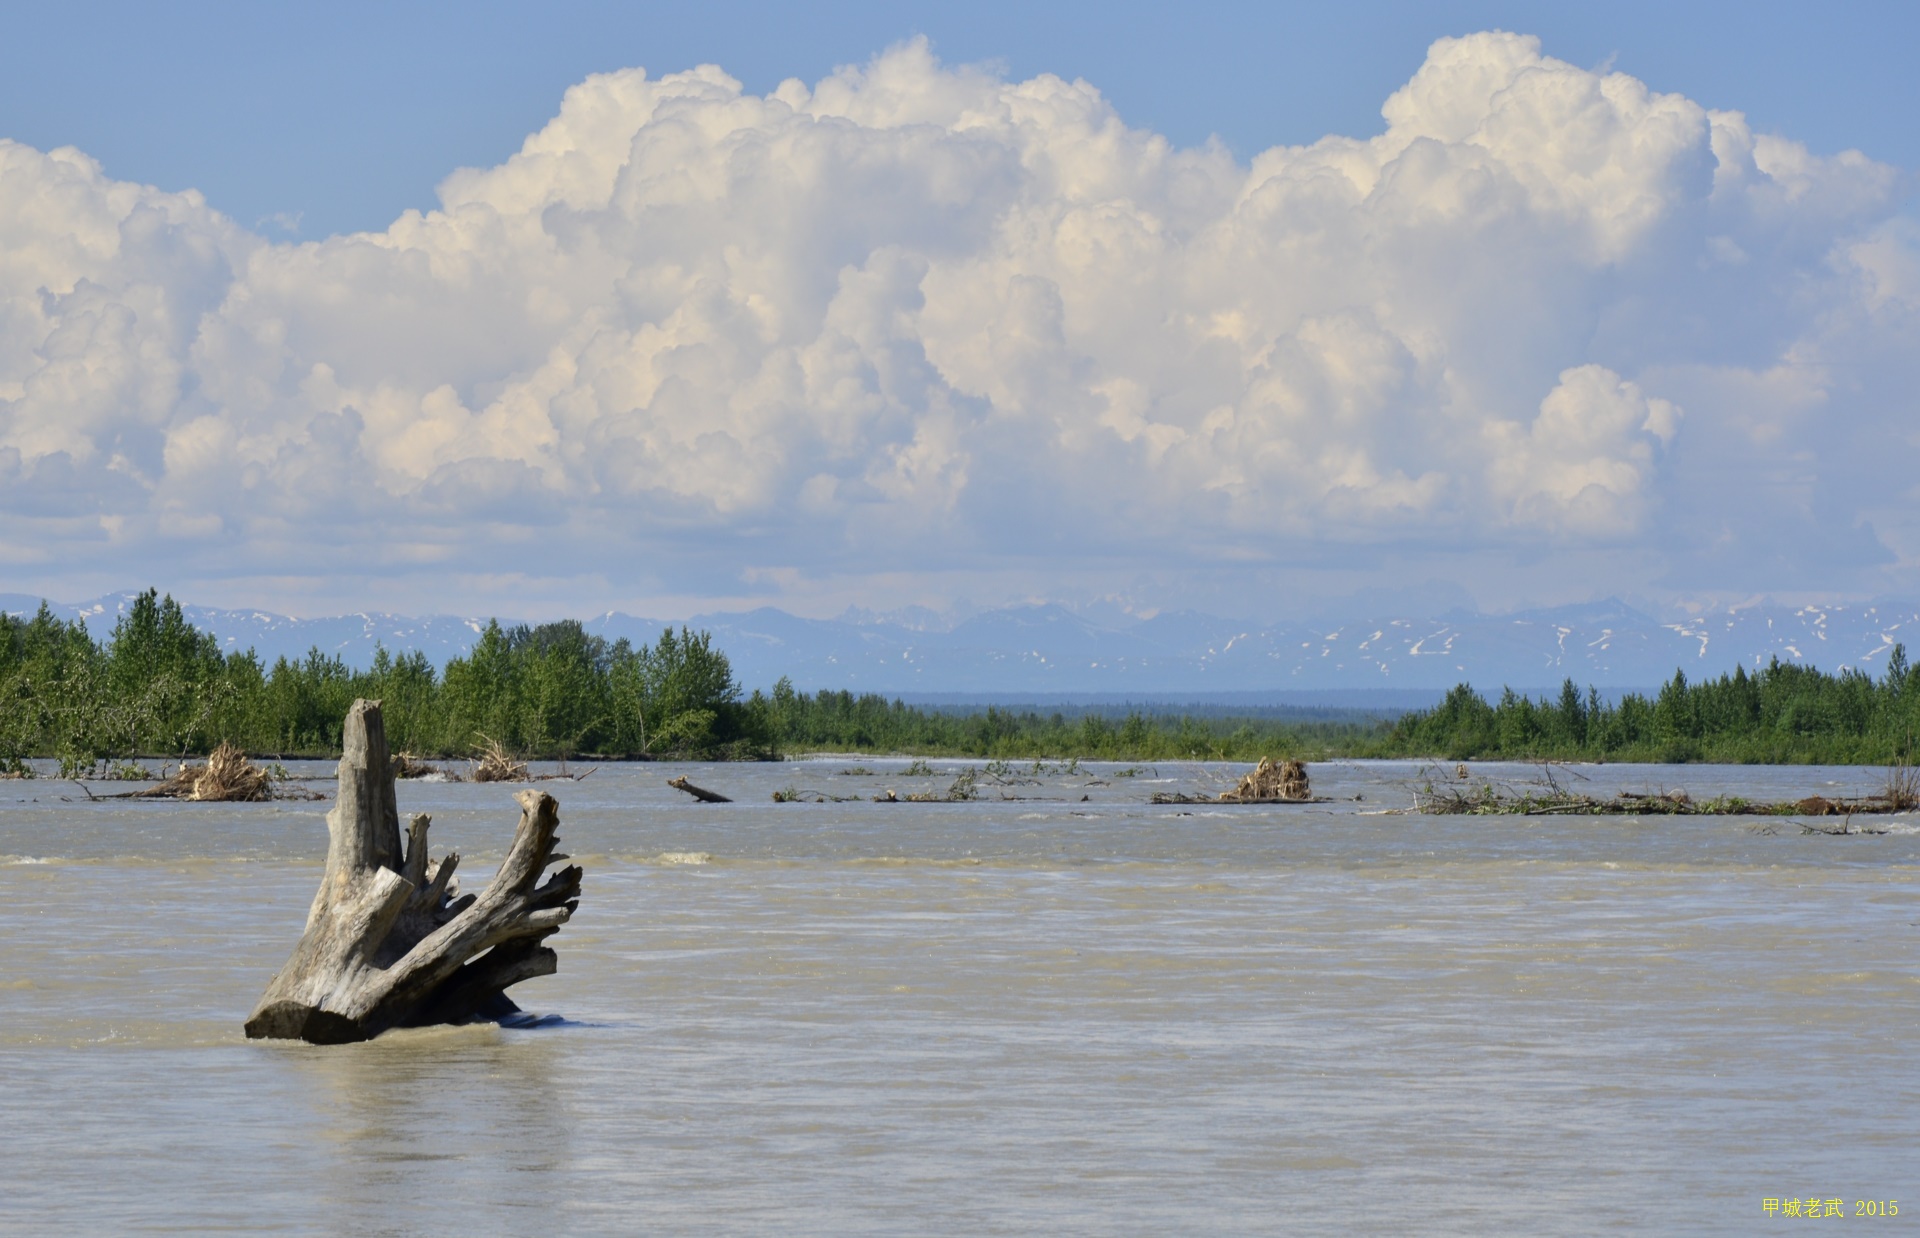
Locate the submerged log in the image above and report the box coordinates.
[244,699,582,1044]
[668,776,731,803]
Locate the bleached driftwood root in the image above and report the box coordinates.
[134,743,275,801]
[245,699,582,1044]
[1220,757,1311,802]
[1150,758,1321,805]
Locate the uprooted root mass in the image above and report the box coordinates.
[137,743,273,802]
[244,699,583,1044]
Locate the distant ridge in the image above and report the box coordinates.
[5,591,1918,700]
[0,592,494,671]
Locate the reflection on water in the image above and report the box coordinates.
[0,760,1915,1234]
[291,1028,572,1228]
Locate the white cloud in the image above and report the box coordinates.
[0,32,1914,614]
[1484,365,1679,537]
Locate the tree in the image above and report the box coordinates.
[638,626,741,754]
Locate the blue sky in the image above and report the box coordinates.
[6,2,1916,239]
[1,3,1917,620]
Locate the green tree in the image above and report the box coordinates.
[640,626,740,754]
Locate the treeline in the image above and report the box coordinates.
[0,590,1389,768]
[10,589,1920,768]
[0,590,766,771]
[1389,651,1920,764]
[0,590,1389,767]
[759,682,1387,761]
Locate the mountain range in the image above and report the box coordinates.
[5,591,1917,703]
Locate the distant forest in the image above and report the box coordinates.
[4,589,1919,769]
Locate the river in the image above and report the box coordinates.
[2,758,1915,1234]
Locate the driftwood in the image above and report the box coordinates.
[135,743,273,801]
[1221,757,1311,802]
[1153,758,1321,804]
[393,752,457,780]
[668,776,731,803]
[1413,774,1920,817]
[470,737,528,783]
[244,699,582,1044]
[1151,791,1326,805]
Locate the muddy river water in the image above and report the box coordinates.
[2,758,1915,1234]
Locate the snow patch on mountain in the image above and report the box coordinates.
[8,592,1920,696]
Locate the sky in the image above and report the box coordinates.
[1,2,1917,621]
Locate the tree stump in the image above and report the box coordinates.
[245,699,583,1043]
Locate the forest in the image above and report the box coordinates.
[0,591,763,772]
[5,589,1920,769]
[1384,654,1920,765]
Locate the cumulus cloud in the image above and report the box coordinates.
[1485,365,1680,536]
[1,31,1915,614]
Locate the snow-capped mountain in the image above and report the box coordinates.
[0,592,493,670]
[6,591,1918,698]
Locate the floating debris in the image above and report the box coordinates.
[1222,757,1311,802]
[470,737,529,783]
[1416,779,1917,818]
[393,752,458,781]
[772,786,862,803]
[669,776,731,803]
[137,743,274,802]
[1153,758,1321,804]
